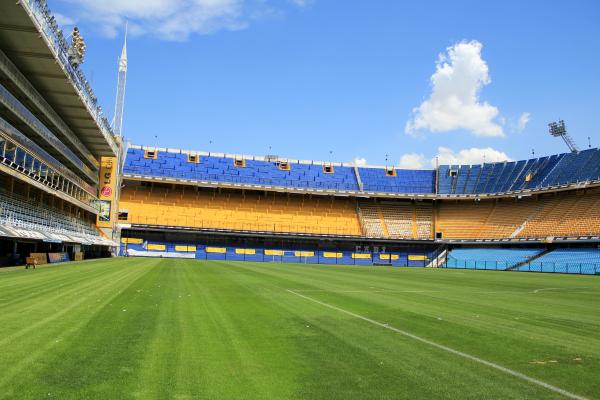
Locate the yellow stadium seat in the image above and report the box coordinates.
[119,183,362,236]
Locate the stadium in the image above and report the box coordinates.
[0,1,599,399]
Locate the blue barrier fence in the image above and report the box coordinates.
[443,259,600,275]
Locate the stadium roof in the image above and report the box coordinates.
[0,0,118,158]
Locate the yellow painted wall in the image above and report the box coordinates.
[323,252,343,258]
[352,253,371,259]
[265,249,284,256]
[175,245,196,252]
[295,251,315,257]
[121,238,143,244]
[235,249,256,255]
[206,247,226,253]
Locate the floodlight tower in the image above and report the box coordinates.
[68,27,86,67]
[113,25,128,137]
[548,120,579,153]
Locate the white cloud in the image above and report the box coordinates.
[56,0,295,40]
[398,153,426,169]
[398,147,510,169]
[517,112,530,132]
[405,40,504,137]
[54,12,76,27]
[352,157,367,166]
[290,0,312,6]
[434,146,511,165]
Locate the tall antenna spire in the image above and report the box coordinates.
[113,23,128,137]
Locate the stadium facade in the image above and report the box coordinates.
[1,1,599,273]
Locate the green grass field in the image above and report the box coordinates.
[0,258,598,399]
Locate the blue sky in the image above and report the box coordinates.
[51,0,600,167]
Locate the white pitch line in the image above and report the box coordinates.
[286,289,587,400]
[290,289,437,294]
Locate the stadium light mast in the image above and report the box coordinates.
[548,120,578,153]
[113,24,128,137]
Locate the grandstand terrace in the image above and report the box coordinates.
[120,144,600,251]
[438,148,600,195]
[120,182,363,237]
[0,0,118,265]
[124,145,600,199]
[123,145,438,197]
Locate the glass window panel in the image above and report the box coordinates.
[32,159,40,175]
[52,173,60,187]
[15,148,26,167]
[40,164,48,180]
[24,154,34,171]
[5,142,16,163]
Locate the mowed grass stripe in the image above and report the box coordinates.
[0,260,146,315]
[0,259,154,343]
[225,261,600,348]
[287,289,587,400]
[1,258,598,399]
[223,261,600,398]
[212,261,564,399]
[23,259,172,399]
[0,259,158,398]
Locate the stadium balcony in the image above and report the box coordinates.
[0,189,113,246]
[0,118,98,212]
[0,0,117,158]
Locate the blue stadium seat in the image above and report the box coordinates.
[124,147,600,195]
[438,148,600,195]
[517,248,600,274]
[445,248,543,270]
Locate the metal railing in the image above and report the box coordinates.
[443,259,600,275]
[125,215,361,237]
[515,261,600,275]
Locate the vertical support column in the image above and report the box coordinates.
[411,206,417,239]
[432,200,437,240]
[376,204,389,238]
[353,166,364,192]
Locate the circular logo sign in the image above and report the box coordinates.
[100,186,112,197]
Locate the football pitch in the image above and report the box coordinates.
[0,258,598,399]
